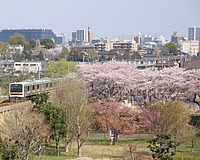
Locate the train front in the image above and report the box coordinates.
[9,83,24,101]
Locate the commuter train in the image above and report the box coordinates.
[9,78,57,101]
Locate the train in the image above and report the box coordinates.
[9,78,58,101]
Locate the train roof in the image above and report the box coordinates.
[10,78,57,86]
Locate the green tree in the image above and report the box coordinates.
[44,103,66,157]
[68,47,83,61]
[0,42,10,56]
[86,49,98,62]
[8,33,30,51]
[148,134,176,160]
[131,51,141,60]
[47,59,77,77]
[0,137,17,160]
[58,48,69,59]
[29,40,36,49]
[40,38,55,49]
[23,50,32,61]
[164,42,178,54]
[32,93,66,157]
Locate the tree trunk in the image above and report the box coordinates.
[21,154,29,160]
[56,139,60,157]
[191,140,194,152]
[77,116,82,157]
[38,145,42,160]
[174,145,177,153]
[65,133,69,153]
[112,130,118,145]
[77,134,82,157]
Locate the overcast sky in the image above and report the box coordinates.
[0,0,199,40]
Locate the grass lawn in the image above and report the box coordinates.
[3,133,200,160]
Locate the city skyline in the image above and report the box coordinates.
[0,0,199,40]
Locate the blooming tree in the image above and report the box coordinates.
[91,99,139,145]
[78,61,200,107]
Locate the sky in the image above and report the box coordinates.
[0,0,199,40]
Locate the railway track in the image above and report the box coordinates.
[0,102,14,107]
[0,100,32,113]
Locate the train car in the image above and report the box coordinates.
[9,78,56,101]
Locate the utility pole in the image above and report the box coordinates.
[38,64,40,80]
[67,62,69,74]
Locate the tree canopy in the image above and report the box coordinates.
[164,42,178,54]
[47,59,77,77]
[8,33,30,50]
[51,77,92,156]
[32,93,66,157]
[139,101,191,135]
[78,61,200,106]
[0,108,50,160]
[40,38,55,49]
[0,42,10,55]
[92,99,139,144]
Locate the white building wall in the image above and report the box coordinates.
[182,40,200,56]
[14,62,41,73]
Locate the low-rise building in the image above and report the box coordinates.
[181,40,200,56]
[0,60,14,73]
[14,62,41,73]
[113,39,138,51]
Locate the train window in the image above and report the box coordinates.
[50,83,52,87]
[32,85,35,90]
[37,85,39,89]
[46,84,48,88]
[30,64,36,66]
[27,86,30,91]
[23,64,29,66]
[10,84,22,92]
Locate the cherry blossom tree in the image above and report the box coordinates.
[77,61,200,108]
[91,99,139,145]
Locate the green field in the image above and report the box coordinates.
[22,133,200,160]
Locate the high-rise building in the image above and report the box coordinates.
[196,27,200,41]
[76,30,85,42]
[188,28,195,40]
[72,27,93,44]
[71,32,77,43]
[188,27,200,41]
[87,27,93,43]
[0,28,63,44]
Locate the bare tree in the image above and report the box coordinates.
[0,108,50,160]
[51,76,93,157]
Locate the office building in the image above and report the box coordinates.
[188,27,200,41]
[72,27,93,44]
[71,32,77,43]
[0,28,63,44]
[76,30,85,42]
[196,27,200,41]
